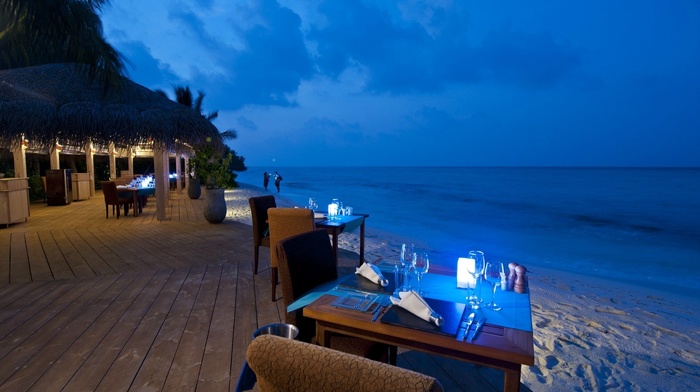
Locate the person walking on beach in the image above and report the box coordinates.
[274,171,282,193]
[263,171,271,191]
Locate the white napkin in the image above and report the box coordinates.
[389,291,444,326]
[355,263,389,287]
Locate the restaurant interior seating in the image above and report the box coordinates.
[267,207,316,302]
[248,195,277,275]
[100,181,133,219]
[246,334,443,392]
[276,228,395,363]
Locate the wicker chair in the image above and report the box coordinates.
[267,208,315,302]
[247,334,443,392]
[248,195,277,274]
[276,229,396,363]
[100,181,132,219]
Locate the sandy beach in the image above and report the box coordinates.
[225,185,700,391]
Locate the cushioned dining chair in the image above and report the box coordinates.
[276,228,395,364]
[100,181,132,219]
[247,335,443,392]
[248,195,277,274]
[267,207,315,302]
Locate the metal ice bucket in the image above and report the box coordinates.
[252,323,299,340]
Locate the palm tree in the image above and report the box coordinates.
[173,86,219,122]
[166,85,238,142]
[0,0,126,88]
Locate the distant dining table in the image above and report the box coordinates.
[294,261,535,392]
[117,186,156,217]
[314,213,369,267]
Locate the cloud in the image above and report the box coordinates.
[227,0,314,107]
[236,116,258,131]
[476,29,581,89]
[117,40,182,89]
[105,0,314,112]
[307,1,580,94]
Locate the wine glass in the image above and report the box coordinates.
[400,243,415,291]
[466,250,485,309]
[483,261,504,311]
[308,197,318,212]
[412,252,430,295]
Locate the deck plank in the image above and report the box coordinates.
[24,232,55,281]
[129,266,208,392]
[160,265,223,391]
[0,274,121,391]
[93,268,188,392]
[0,278,101,385]
[27,273,144,392]
[37,230,74,281]
[64,269,175,392]
[9,232,32,283]
[198,262,238,392]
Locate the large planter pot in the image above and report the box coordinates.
[187,179,201,199]
[203,188,227,223]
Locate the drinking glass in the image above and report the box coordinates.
[400,243,415,291]
[466,250,485,309]
[483,262,504,311]
[308,197,318,212]
[412,252,429,295]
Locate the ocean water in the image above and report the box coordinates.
[235,167,700,296]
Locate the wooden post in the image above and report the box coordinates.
[11,137,28,178]
[153,142,167,221]
[127,146,135,177]
[184,155,190,190]
[108,142,116,179]
[50,142,61,169]
[175,153,182,194]
[85,139,95,196]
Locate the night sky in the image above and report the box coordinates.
[101,1,700,167]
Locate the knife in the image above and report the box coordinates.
[469,317,487,342]
[461,312,476,341]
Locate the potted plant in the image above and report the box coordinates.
[190,140,233,223]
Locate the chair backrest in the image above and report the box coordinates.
[249,196,277,244]
[267,208,315,270]
[100,181,119,204]
[275,228,335,342]
[247,334,444,392]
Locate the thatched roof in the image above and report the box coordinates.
[0,63,220,152]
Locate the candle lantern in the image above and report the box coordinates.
[457,257,476,289]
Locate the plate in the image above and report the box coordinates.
[380,297,466,337]
[314,212,326,219]
[331,292,379,312]
[338,272,397,295]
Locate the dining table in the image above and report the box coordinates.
[314,213,368,267]
[117,186,156,217]
[294,261,535,392]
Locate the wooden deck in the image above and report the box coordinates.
[0,190,529,391]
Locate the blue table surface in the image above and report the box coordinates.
[288,266,533,333]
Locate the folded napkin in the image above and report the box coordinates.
[355,262,389,287]
[389,291,444,326]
